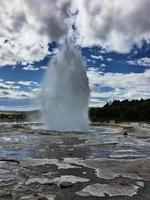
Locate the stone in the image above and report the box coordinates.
[37,196,48,200]
[60,181,73,188]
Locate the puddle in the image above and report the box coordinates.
[0,126,149,160]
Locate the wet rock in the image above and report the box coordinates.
[37,196,48,200]
[136,181,144,187]
[123,132,128,136]
[60,181,73,188]
[0,169,10,175]
[82,171,87,175]
[77,183,140,197]
[20,195,48,200]
[0,158,20,164]
[0,190,12,198]
[36,194,55,200]
[20,196,33,200]
[20,194,54,200]
[0,178,17,187]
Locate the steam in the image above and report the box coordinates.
[40,41,90,132]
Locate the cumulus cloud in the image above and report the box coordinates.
[91,55,103,60]
[40,66,48,70]
[0,80,39,99]
[0,84,27,99]
[128,57,150,67]
[75,0,150,52]
[0,0,150,68]
[88,69,150,106]
[23,65,39,71]
[0,0,72,67]
[18,81,39,87]
[107,58,113,62]
[101,63,107,68]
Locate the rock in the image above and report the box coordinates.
[0,169,10,175]
[0,190,12,198]
[123,132,128,136]
[0,158,20,164]
[60,181,73,188]
[0,178,17,187]
[82,171,87,175]
[37,196,48,200]
[20,196,33,200]
[20,195,49,200]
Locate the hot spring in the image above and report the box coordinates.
[40,42,90,132]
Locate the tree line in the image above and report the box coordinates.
[89,99,150,122]
[0,113,26,123]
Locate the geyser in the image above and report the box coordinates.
[40,42,90,131]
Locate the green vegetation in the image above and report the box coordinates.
[0,110,41,123]
[89,99,150,122]
[0,112,26,123]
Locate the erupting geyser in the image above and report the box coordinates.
[40,42,90,132]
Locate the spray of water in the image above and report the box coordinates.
[40,41,90,132]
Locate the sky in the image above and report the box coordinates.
[0,0,150,111]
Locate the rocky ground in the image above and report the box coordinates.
[0,123,150,200]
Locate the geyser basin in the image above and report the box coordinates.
[40,42,90,132]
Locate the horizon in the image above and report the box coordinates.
[0,98,149,113]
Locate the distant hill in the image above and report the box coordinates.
[89,99,150,122]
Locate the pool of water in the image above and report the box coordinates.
[0,126,149,160]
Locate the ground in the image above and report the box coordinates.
[0,122,150,200]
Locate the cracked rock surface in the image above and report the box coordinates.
[0,123,150,199]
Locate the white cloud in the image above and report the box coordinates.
[23,65,39,71]
[0,0,72,66]
[18,81,39,86]
[91,55,103,60]
[107,58,113,62]
[101,63,106,68]
[0,79,40,111]
[75,0,150,52]
[128,57,150,67]
[0,80,39,88]
[88,69,150,107]
[0,86,31,99]
[0,80,39,100]
[5,81,15,85]
[40,66,48,70]
[0,0,150,68]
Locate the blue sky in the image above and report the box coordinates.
[0,0,150,110]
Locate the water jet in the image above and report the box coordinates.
[40,42,90,132]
